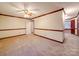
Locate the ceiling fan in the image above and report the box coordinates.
[16,8,39,18]
[10,3,40,18]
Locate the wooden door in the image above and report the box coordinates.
[71,20,75,34]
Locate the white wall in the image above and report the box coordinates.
[33,11,64,42]
[75,18,77,35]
[0,15,29,39]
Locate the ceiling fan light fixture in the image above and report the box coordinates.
[27,12,32,16]
[24,14,30,18]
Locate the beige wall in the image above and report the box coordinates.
[0,30,25,38]
[0,16,26,29]
[34,11,64,30]
[35,30,64,42]
[33,11,64,42]
[0,15,29,39]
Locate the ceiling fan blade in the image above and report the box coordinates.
[15,9,27,12]
[9,3,21,10]
[30,9,40,11]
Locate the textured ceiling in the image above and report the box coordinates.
[0,2,79,19]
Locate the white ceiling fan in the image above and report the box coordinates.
[16,8,39,18]
[10,3,40,18]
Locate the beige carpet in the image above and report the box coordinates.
[0,33,79,56]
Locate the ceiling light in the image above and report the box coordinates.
[24,14,30,18]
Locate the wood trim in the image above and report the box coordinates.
[33,33,64,43]
[0,28,26,31]
[0,34,25,39]
[64,28,77,30]
[0,13,30,20]
[35,28,64,32]
[64,29,71,30]
[32,8,64,19]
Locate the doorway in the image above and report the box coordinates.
[26,21,34,34]
[64,19,76,34]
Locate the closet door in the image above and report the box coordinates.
[71,19,75,34]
